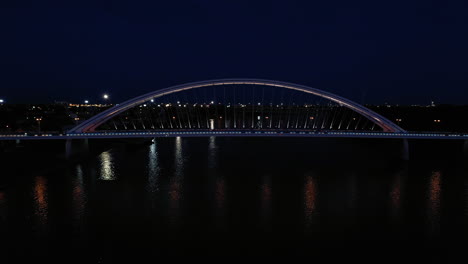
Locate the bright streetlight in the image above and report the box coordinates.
[36,117,42,132]
[0,99,4,103]
[103,94,109,100]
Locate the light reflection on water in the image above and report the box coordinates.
[146,140,161,208]
[390,170,403,220]
[304,174,317,230]
[72,165,86,230]
[33,176,48,235]
[99,151,115,180]
[208,136,227,231]
[427,171,441,234]
[260,174,272,230]
[4,138,468,259]
[168,137,184,227]
[208,136,218,169]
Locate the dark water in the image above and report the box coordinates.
[1,137,468,262]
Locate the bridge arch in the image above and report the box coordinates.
[68,79,405,133]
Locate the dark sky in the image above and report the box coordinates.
[1,1,467,105]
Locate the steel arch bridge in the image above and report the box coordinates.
[68,79,406,134]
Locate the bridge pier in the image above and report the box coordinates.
[65,139,89,159]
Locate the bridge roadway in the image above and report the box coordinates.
[1,130,468,140]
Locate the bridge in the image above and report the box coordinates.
[1,79,467,141]
[1,131,468,140]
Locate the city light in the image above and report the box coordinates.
[84,100,89,104]
[0,99,4,103]
[103,94,109,100]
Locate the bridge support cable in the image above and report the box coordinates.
[269,87,275,129]
[354,115,362,130]
[285,90,294,129]
[68,79,405,134]
[191,89,201,129]
[112,120,118,130]
[233,86,237,129]
[251,86,255,128]
[260,86,265,129]
[223,86,228,128]
[329,105,340,129]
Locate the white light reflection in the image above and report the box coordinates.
[207,136,227,231]
[99,151,115,180]
[72,165,87,231]
[168,137,184,227]
[147,140,161,208]
[208,136,217,169]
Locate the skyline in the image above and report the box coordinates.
[1,1,468,104]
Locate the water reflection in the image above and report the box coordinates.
[33,176,49,233]
[0,191,7,232]
[168,137,184,227]
[348,173,358,211]
[427,171,441,235]
[5,137,466,259]
[215,177,225,210]
[390,172,402,219]
[304,174,318,229]
[99,151,115,180]
[209,137,225,210]
[260,174,272,229]
[72,165,86,231]
[146,140,161,208]
[208,136,218,169]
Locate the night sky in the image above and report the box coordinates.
[1,1,467,105]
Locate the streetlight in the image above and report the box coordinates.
[0,99,4,104]
[84,100,89,104]
[36,117,42,133]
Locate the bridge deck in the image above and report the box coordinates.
[1,131,468,140]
